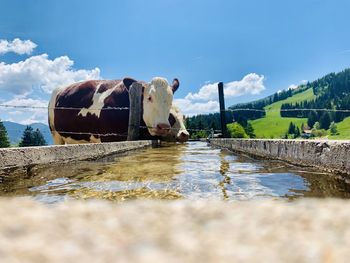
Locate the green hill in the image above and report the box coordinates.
[329,117,350,140]
[251,88,316,138]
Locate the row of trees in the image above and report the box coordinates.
[189,121,256,140]
[19,126,47,147]
[186,111,259,139]
[0,120,47,148]
[285,121,338,139]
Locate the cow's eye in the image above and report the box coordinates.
[148,96,152,102]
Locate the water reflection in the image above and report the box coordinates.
[219,152,231,200]
[1,141,350,203]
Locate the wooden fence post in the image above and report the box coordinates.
[218,82,228,138]
[127,82,143,141]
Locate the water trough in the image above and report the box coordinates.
[1,141,350,202]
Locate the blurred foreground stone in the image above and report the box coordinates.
[0,198,350,263]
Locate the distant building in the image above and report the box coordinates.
[301,129,312,138]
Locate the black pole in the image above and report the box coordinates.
[218,82,227,138]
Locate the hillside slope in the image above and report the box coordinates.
[250,88,316,138]
[329,117,350,139]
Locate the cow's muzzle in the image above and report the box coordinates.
[177,130,189,143]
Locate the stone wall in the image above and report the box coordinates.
[0,141,154,169]
[210,139,350,175]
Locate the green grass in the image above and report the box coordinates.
[329,116,350,140]
[251,88,316,138]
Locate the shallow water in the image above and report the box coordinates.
[1,141,350,203]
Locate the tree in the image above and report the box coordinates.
[19,126,47,147]
[190,130,207,139]
[329,121,338,135]
[286,122,300,138]
[307,111,318,128]
[244,122,256,138]
[313,121,321,130]
[319,112,331,130]
[311,129,327,138]
[288,122,296,135]
[32,129,47,146]
[0,119,10,148]
[227,123,248,138]
[197,120,203,130]
[19,126,35,147]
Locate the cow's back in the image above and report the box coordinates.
[49,80,131,144]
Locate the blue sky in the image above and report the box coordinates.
[1,0,350,124]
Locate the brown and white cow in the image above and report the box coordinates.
[48,77,181,144]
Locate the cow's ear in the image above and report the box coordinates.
[123,77,137,90]
[172,78,180,93]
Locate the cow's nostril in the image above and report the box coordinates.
[180,132,189,138]
[177,131,189,142]
[157,123,170,130]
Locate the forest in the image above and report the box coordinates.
[281,69,350,129]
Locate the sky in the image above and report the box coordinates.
[0,0,350,124]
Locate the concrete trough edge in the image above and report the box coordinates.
[210,138,350,176]
[0,140,155,170]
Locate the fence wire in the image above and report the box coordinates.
[2,104,350,137]
[2,103,350,112]
[224,108,350,113]
[0,104,129,111]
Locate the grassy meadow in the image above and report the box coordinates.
[250,88,316,138]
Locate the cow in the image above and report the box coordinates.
[48,77,182,144]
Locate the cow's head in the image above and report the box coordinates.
[123,77,179,137]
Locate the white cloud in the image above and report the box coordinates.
[287,84,298,90]
[185,73,265,101]
[178,73,265,116]
[1,98,48,124]
[19,113,48,125]
[8,110,22,115]
[0,54,101,95]
[3,97,48,108]
[185,83,218,101]
[0,38,101,125]
[174,98,219,116]
[286,80,308,91]
[224,73,265,97]
[0,38,37,55]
